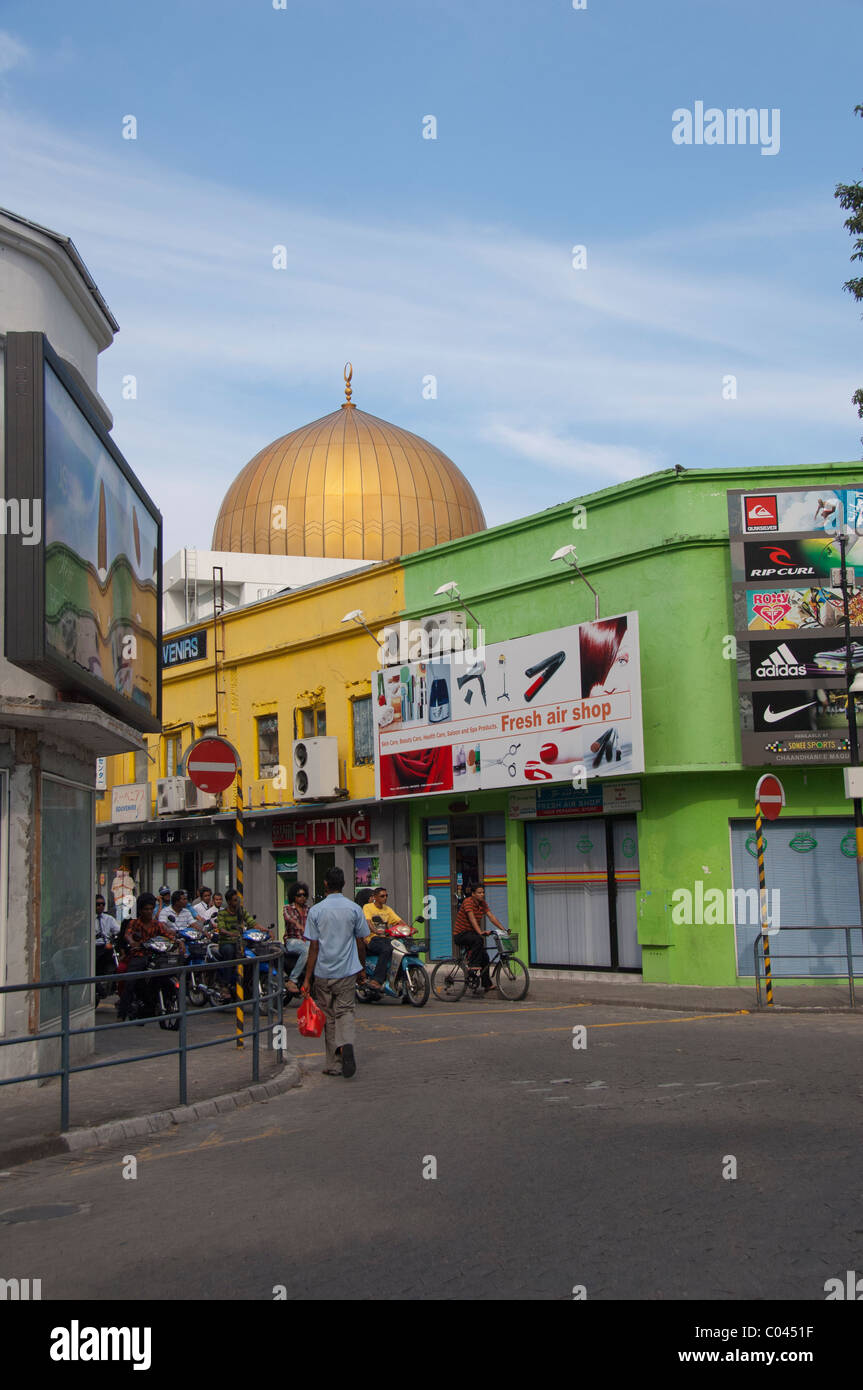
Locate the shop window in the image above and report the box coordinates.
[351,696,374,765]
[256,714,280,778]
[353,849,380,891]
[450,815,478,840]
[295,706,326,738]
[40,777,93,1022]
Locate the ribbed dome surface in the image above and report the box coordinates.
[211,401,486,561]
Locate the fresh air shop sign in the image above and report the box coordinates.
[271,814,370,848]
[162,629,207,668]
[372,614,644,799]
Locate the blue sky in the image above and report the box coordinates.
[1,0,862,556]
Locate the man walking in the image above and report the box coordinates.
[302,866,368,1078]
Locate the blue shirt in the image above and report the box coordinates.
[305,893,367,979]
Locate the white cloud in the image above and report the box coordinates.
[0,32,28,75]
[481,423,662,480]
[0,110,859,552]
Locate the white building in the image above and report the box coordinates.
[0,207,152,1082]
[163,548,366,631]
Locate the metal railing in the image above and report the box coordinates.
[753,926,861,1008]
[0,945,288,1132]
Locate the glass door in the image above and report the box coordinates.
[312,850,336,903]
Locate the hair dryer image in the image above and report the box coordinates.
[456,661,487,706]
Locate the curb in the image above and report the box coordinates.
[0,1053,303,1171]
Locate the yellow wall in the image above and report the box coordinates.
[97,561,404,820]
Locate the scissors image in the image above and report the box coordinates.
[485,743,521,777]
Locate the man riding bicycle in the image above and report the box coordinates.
[453,883,505,994]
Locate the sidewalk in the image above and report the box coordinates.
[0,1000,300,1169]
[525,971,858,1012]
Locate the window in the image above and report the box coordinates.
[40,777,93,1021]
[295,706,326,739]
[257,714,280,778]
[352,696,373,764]
[165,734,181,777]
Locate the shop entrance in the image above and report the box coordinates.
[423,814,507,959]
[526,816,640,970]
[312,850,336,903]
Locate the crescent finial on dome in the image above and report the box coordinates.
[342,362,355,408]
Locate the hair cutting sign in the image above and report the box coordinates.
[372,613,643,799]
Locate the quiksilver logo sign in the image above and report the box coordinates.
[49,1322,151,1371]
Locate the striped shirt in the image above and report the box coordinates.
[454,895,489,937]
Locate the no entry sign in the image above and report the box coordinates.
[755,773,785,820]
[183,736,241,794]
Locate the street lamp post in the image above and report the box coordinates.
[837,532,863,925]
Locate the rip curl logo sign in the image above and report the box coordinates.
[751,593,791,628]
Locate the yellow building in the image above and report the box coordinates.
[96,372,485,924]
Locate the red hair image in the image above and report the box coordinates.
[579,617,627,696]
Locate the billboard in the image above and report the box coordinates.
[373,614,644,799]
[729,485,863,765]
[4,334,162,733]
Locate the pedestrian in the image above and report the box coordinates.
[302,865,368,1078]
[157,884,172,916]
[282,881,311,997]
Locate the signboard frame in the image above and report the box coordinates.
[4,333,163,734]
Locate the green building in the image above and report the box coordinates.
[398,464,863,990]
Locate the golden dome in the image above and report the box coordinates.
[211,369,486,561]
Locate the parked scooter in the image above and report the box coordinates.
[356,915,430,1007]
[175,924,222,1008]
[121,936,183,1029]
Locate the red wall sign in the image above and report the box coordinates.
[272,814,370,848]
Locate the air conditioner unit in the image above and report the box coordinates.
[157,777,186,814]
[420,610,468,658]
[378,611,469,667]
[293,737,339,800]
[183,778,219,812]
[248,776,283,809]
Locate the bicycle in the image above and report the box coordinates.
[431,928,530,1002]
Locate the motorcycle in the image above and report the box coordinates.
[175,924,222,1008]
[122,936,183,1029]
[356,915,430,1007]
[95,940,119,1002]
[242,925,284,1013]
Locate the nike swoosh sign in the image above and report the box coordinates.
[763,702,816,723]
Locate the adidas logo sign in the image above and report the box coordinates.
[755,643,807,678]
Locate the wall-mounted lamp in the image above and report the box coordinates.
[432,581,482,627]
[341,609,383,646]
[550,545,600,620]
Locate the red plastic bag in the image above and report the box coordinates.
[297,993,325,1038]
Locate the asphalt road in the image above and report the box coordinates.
[1,996,861,1301]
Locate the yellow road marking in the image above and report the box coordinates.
[297,1010,750,1057]
[68,1124,291,1175]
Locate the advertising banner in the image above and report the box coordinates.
[729,485,863,766]
[111,784,150,823]
[373,614,643,799]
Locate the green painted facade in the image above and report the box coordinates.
[399,463,863,987]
